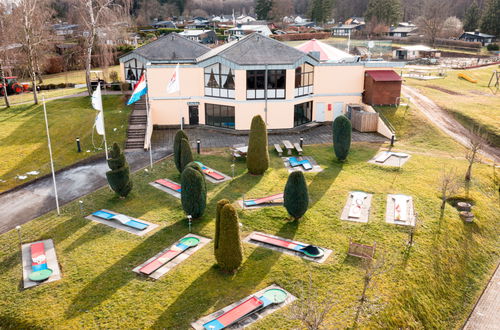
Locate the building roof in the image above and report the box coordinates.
[332,24,362,30]
[366,70,402,82]
[398,45,437,51]
[198,33,310,66]
[390,26,418,33]
[178,29,213,36]
[461,31,496,38]
[152,20,176,28]
[295,39,355,63]
[126,33,210,62]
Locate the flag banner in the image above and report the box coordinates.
[94,111,105,136]
[127,73,148,105]
[167,63,180,94]
[91,83,103,111]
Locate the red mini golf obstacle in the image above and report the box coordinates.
[194,161,225,181]
[202,288,288,329]
[243,193,283,207]
[28,242,53,282]
[155,179,181,192]
[250,233,324,258]
[139,237,200,275]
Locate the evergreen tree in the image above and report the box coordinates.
[309,0,334,24]
[174,130,189,173]
[179,138,193,172]
[215,203,243,273]
[284,171,309,220]
[463,1,481,32]
[480,0,500,36]
[332,115,352,161]
[365,0,401,26]
[214,199,230,255]
[246,115,270,175]
[256,0,273,20]
[180,163,207,218]
[106,143,133,197]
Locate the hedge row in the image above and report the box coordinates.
[271,32,331,41]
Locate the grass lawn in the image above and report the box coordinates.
[0,104,498,328]
[0,95,131,192]
[0,87,87,107]
[20,65,121,86]
[404,65,500,146]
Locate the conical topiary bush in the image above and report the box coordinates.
[332,115,352,161]
[246,115,269,175]
[214,199,230,256]
[180,162,207,218]
[174,129,189,173]
[215,203,243,273]
[179,138,193,172]
[284,171,309,220]
[106,143,133,197]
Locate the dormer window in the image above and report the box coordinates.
[204,63,235,99]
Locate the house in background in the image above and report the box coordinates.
[225,24,272,41]
[236,15,256,24]
[388,23,418,37]
[332,24,364,36]
[178,30,217,44]
[393,45,441,60]
[151,20,176,29]
[459,31,497,46]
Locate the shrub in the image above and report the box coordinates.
[109,71,119,83]
[106,143,133,197]
[180,138,193,172]
[332,115,352,161]
[284,171,309,220]
[174,130,189,173]
[246,115,269,175]
[215,203,243,273]
[487,43,499,51]
[214,199,230,255]
[180,164,207,218]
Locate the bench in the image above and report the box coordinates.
[274,144,283,156]
[282,140,293,155]
[293,143,303,155]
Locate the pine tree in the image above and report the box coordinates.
[365,0,401,26]
[463,1,481,32]
[106,143,133,197]
[180,163,207,218]
[246,115,269,175]
[174,130,189,173]
[255,0,273,20]
[214,199,230,255]
[284,171,309,221]
[480,0,500,36]
[309,0,334,24]
[179,138,193,172]
[332,115,352,161]
[215,203,243,273]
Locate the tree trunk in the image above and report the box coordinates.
[0,64,10,108]
[85,0,96,96]
[441,198,446,209]
[465,162,472,181]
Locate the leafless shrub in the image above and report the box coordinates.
[465,127,485,182]
[439,166,461,210]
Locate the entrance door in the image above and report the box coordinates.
[333,102,344,120]
[189,105,199,125]
[316,103,326,122]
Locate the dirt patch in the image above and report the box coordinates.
[426,85,463,95]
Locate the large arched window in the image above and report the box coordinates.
[294,63,314,97]
[204,63,235,99]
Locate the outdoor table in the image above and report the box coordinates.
[282,140,293,155]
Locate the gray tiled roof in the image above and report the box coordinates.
[131,33,211,62]
[202,33,309,65]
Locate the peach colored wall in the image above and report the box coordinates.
[314,65,365,95]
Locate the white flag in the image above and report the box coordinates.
[94,111,105,136]
[167,63,180,94]
[91,83,103,111]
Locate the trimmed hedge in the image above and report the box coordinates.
[332,115,352,161]
[215,203,243,273]
[246,115,269,175]
[180,138,193,172]
[105,143,133,197]
[214,199,230,255]
[174,130,189,173]
[180,162,207,218]
[284,171,309,220]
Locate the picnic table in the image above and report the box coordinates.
[231,144,248,158]
[282,140,293,155]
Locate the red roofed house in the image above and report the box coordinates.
[363,70,402,105]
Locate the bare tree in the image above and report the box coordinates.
[439,16,464,39]
[72,0,131,95]
[415,0,449,47]
[465,128,485,182]
[439,166,460,210]
[287,274,338,329]
[0,1,11,107]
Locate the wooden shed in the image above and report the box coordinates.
[363,70,402,106]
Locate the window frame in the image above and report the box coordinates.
[204,63,235,99]
[246,69,286,100]
[204,103,235,129]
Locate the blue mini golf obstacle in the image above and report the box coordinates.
[92,210,149,231]
[288,157,313,170]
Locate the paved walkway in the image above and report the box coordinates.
[464,263,500,329]
[0,148,170,235]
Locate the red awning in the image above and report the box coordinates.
[366,70,402,82]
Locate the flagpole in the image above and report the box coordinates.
[145,63,154,169]
[178,63,182,130]
[42,96,60,215]
[98,83,109,159]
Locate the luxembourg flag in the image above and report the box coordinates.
[127,73,147,105]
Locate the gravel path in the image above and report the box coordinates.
[402,85,500,163]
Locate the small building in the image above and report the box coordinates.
[178,30,217,44]
[388,25,418,37]
[363,70,402,105]
[393,45,441,60]
[226,25,272,41]
[151,20,177,29]
[331,24,364,36]
[459,31,497,46]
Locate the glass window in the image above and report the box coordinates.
[205,103,235,129]
[246,69,286,100]
[295,63,314,97]
[204,63,235,99]
[294,101,313,127]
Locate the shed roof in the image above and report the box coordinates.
[366,70,402,82]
